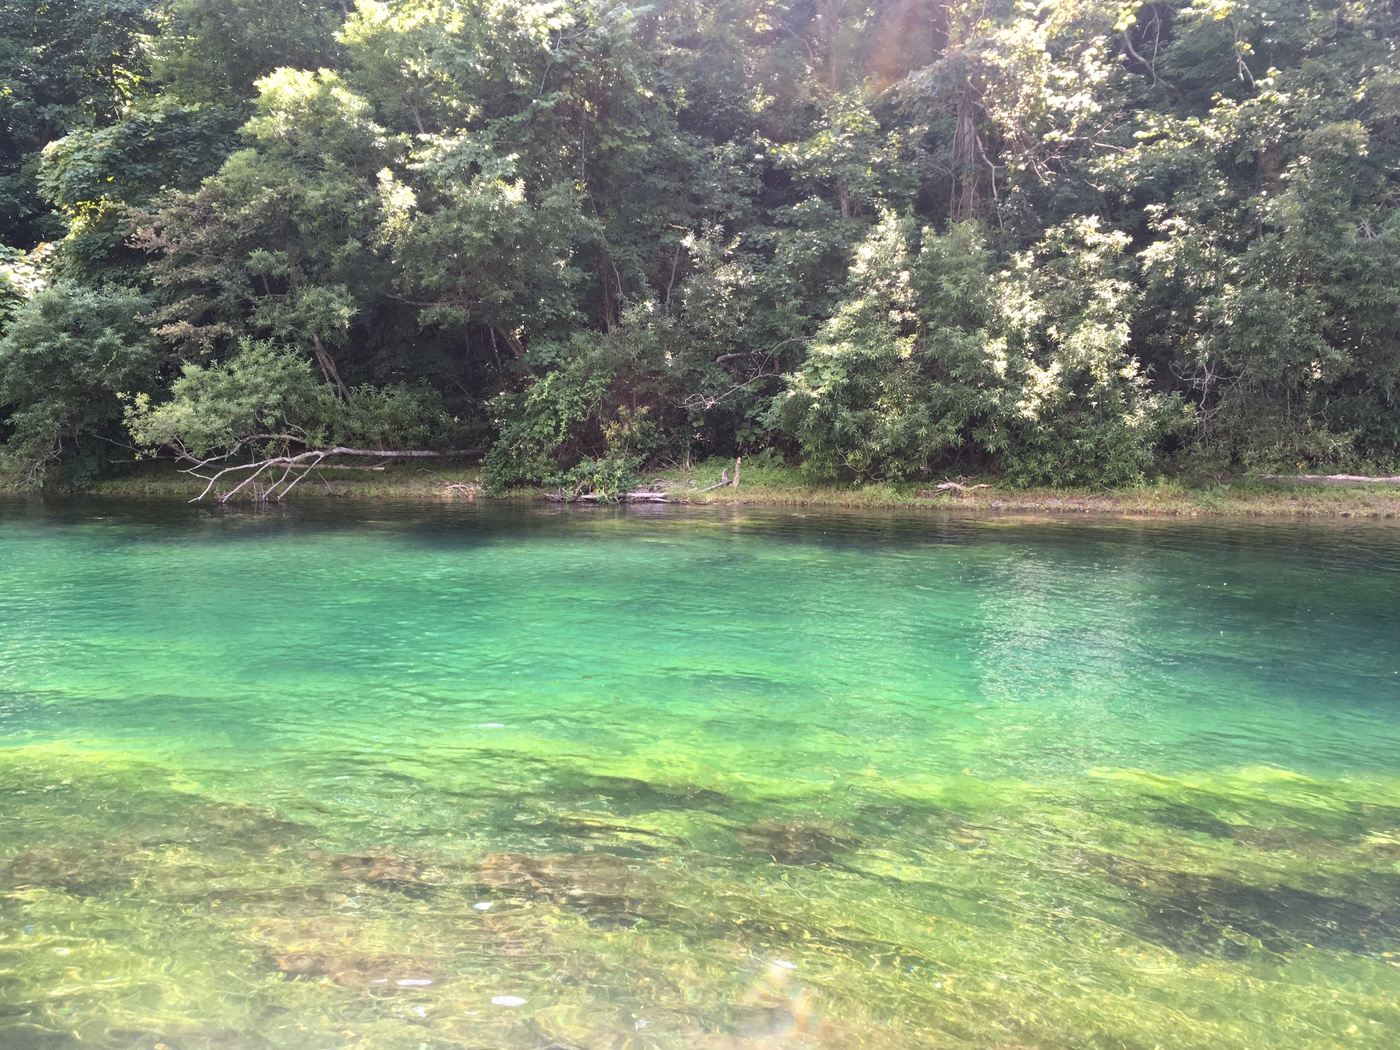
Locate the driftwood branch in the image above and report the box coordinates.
[546,490,678,504]
[180,447,478,503]
[209,457,279,503]
[273,451,328,500]
[935,481,991,493]
[696,459,742,492]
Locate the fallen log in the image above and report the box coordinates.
[696,469,730,493]
[695,457,743,493]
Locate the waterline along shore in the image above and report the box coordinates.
[12,459,1400,519]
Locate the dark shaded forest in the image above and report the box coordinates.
[2,0,1399,492]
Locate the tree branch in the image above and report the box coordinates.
[180,447,480,502]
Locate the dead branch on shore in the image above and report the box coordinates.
[548,457,742,504]
[181,447,477,503]
[546,490,678,503]
[696,469,731,493]
[695,457,742,493]
[935,481,992,493]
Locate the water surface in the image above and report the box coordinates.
[1,499,1398,1048]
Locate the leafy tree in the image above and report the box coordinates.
[126,339,461,499]
[1100,0,1400,467]
[7,0,1400,486]
[774,212,945,480]
[0,0,153,245]
[0,284,159,484]
[984,218,1188,485]
[0,243,51,325]
[126,339,451,457]
[37,98,241,279]
[151,0,345,107]
[137,68,400,394]
[377,148,587,349]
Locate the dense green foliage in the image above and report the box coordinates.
[2,0,1398,488]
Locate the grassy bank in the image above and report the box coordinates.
[667,460,1400,517]
[5,458,1400,517]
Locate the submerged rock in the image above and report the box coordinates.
[328,851,424,881]
[274,950,447,988]
[250,915,363,948]
[1138,798,1351,856]
[112,801,312,853]
[322,851,443,897]
[586,775,734,814]
[736,819,860,866]
[181,802,311,851]
[1054,848,1400,958]
[477,906,570,958]
[0,1023,80,1049]
[474,852,650,921]
[2,845,138,896]
[517,813,676,848]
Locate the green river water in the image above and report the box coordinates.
[1,499,1398,1049]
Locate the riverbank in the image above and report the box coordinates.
[8,458,1400,518]
[673,461,1400,517]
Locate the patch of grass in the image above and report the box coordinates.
[658,459,1400,518]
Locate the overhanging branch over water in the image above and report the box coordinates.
[184,448,479,503]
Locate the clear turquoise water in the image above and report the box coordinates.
[1,499,1398,1049]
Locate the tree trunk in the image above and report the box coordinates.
[310,331,353,402]
[950,76,984,222]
